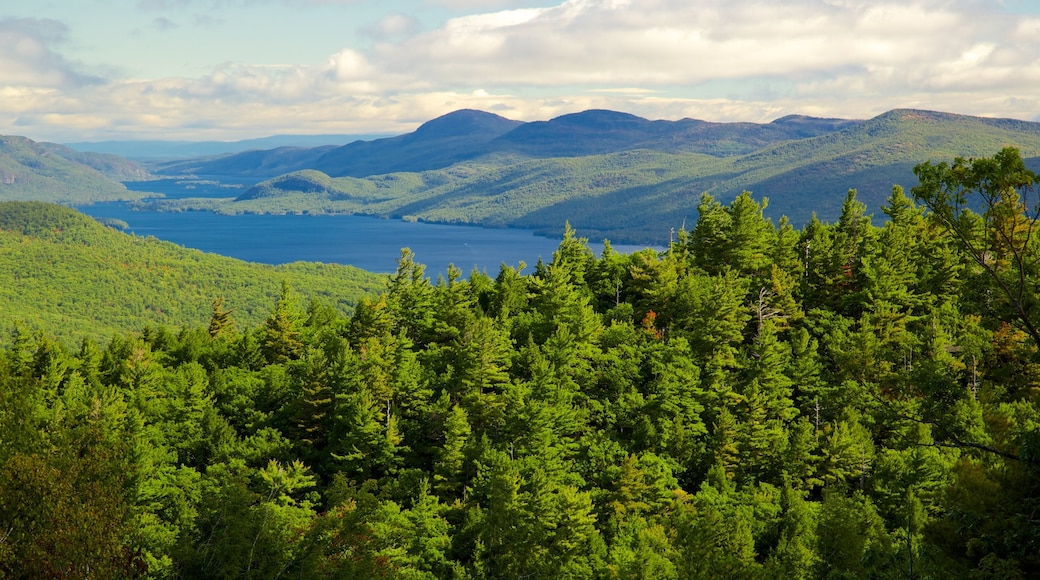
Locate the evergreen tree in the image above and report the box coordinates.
[261,281,304,364]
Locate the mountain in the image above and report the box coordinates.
[64,133,389,160]
[153,108,858,178]
[155,110,524,179]
[0,136,153,203]
[0,201,385,343]
[703,108,1040,219]
[310,109,524,177]
[151,108,1040,244]
[489,109,859,157]
[150,145,339,178]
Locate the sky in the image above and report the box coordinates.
[3,0,1040,143]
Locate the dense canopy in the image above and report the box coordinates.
[1,149,1039,578]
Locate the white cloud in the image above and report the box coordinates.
[359,12,423,41]
[372,0,973,86]
[0,18,103,90]
[5,0,1040,141]
[423,0,552,9]
[137,0,360,8]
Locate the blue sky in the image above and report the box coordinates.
[3,0,1040,142]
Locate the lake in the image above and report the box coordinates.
[75,179,654,275]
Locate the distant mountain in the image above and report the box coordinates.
[14,107,1040,245]
[65,133,388,160]
[151,110,522,178]
[0,201,384,343]
[0,136,152,203]
[490,109,860,157]
[151,108,1040,244]
[310,109,524,177]
[155,108,860,178]
[151,145,339,179]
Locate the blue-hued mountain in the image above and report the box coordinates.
[0,135,152,203]
[151,108,1040,244]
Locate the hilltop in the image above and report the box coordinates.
[0,202,385,343]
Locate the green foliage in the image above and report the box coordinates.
[0,135,150,203]
[0,202,385,343]
[3,154,1040,577]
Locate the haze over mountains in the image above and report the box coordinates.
[64,133,392,161]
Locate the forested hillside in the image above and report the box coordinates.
[2,150,1039,578]
[0,136,151,203]
[148,109,1040,243]
[0,202,385,342]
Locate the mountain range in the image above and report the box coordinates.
[143,108,1040,243]
[5,107,1040,245]
[152,108,859,179]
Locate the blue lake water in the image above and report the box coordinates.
[76,179,653,275]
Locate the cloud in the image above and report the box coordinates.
[136,0,193,10]
[153,16,179,31]
[357,0,1040,110]
[359,13,423,41]
[423,0,552,9]
[0,18,104,90]
[137,0,360,8]
[373,0,961,87]
[6,0,1040,141]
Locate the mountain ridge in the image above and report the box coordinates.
[147,107,1040,244]
[154,108,862,178]
[6,106,1040,246]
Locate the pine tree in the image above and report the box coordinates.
[208,297,236,339]
[261,281,304,364]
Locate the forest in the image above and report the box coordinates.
[0,201,384,343]
[1,148,1039,578]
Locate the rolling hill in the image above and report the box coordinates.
[0,202,386,343]
[0,136,152,203]
[146,108,1040,244]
